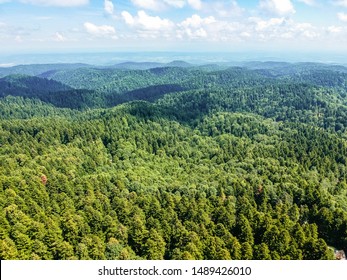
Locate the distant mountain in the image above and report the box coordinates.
[242,61,347,76]
[0,63,91,78]
[166,60,193,68]
[192,64,229,72]
[2,60,347,79]
[110,61,165,70]
[241,61,292,70]
[108,60,193,70]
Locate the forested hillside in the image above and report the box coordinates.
[0,61,346,260]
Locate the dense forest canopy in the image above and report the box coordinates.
[0,61,346,260]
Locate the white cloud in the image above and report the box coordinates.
[122,11,135,25]
[121,10,174,31]
[327,25,342,34]
[338,12,347,22]
[334,0,347,7]
[130,0,201,11]
[53,32,67,42]
[210,1,244,18]
[240,31,251,38]
[297,0,315,5]
[259,0,295,16]
[177,14,220,39]
[84,22,116,37]
[130,0,164,11]
[177,15,249,42]
[121,10,175,39]
[247,16,319,41]
[180,14,216,29]
[19,0,89,6]
[188,0,202,10]
[295,22,318,39]
[104,0,114,15]
[286,22,318,39]
[163,0,185,8]
[175,13,320,42]
[252,17,286,31]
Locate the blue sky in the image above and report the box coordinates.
[0,0,347,54]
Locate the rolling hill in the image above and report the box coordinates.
[0,61,346,260]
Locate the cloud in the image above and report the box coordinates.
[0,0,88,6]
[259,0,295,16]
[176,15,249,42]
[130,0,201,11]
[180,14,216,29]
[130,0,164,11]
[292,22,318,39]
[122,11,135,25]
[176,14,217,39]
[327,25,342,34]
[188,0,202,10]
[252,17,286,32]
[104,0,114,15]
[247,16,319,41]
[19,0,89,6]
[121,10,175,39]
[84,22,116,37]
[121,10,174,31]
[338,12,347,22]
[53,32,67,42]
[129,1,240,19]
[163,0,185,8]
[210,1,244,18]
[297,0,315,5]
[334,0,347,7]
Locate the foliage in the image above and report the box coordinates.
[0,62,347,259]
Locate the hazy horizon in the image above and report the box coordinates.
[1,51,347,67]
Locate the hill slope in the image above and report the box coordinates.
[0,61,346,260]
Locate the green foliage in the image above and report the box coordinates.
[0,62,347,259]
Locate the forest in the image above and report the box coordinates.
[0,61,346,260]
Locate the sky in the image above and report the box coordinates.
[0,0,347,57]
